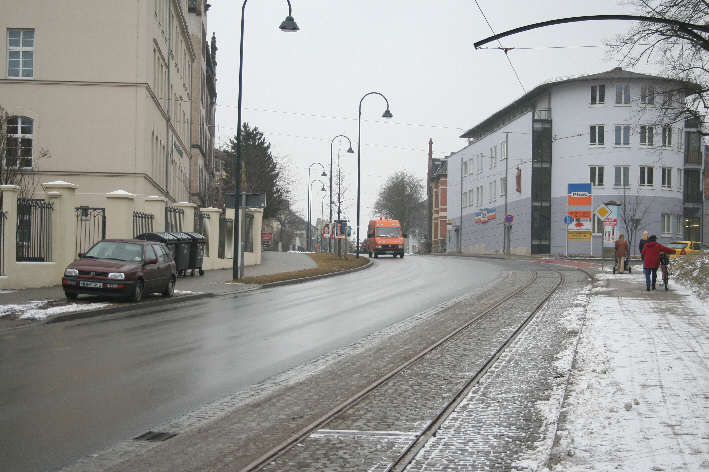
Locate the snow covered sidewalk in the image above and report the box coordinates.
[550,265,709,471]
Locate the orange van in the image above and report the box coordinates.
[367,217,405,258]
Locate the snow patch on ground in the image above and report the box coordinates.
[0,300,111,320]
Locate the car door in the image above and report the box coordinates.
[152,243,171,287]
[142,244,159,292]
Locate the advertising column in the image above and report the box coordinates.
[567,183,593,256]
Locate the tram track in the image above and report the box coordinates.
[244,270,565,472]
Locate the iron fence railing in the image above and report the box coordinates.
[165,206,184,233]
[133,210,154,237]
[17,198,53,262]
[75,206,106,255]
[0,211,6,275]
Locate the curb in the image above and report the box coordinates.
[261,259,374,288]
[44,292,213,324]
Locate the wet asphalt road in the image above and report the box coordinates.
[0,255,505,471]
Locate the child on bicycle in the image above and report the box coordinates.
[640,235,676,291]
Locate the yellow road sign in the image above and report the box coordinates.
[568,231,592,241]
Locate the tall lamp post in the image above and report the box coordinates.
[329,135,354,253]
[232,0,299,280]
[356,91,393,257]
[306,163,327,251]
[307,179,327,251]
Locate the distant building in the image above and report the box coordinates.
[426,139,448,253]
[1,0,195,205]
[448,68,702,256]
[187,0,218,207]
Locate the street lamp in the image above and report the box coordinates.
[329,135,354,252]
[356,91,393,257]
[306,162,327,251]
[233,0,299,280]
[307,179,327,251]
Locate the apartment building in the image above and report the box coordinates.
[426,139,448,253]
[1,0,195,206]
[187,0,217,206]
[447,68,703,256]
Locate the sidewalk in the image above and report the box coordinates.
[0,251,317,324]
[547,263,709,470]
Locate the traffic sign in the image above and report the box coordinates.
[504,214,514,224]
[595,204,611,219]
[563,215,573,225]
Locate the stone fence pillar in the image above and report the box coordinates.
[145,196,167,232]
[0,185,19,283]
[174,201,197,233]
[42,181,78,268]
[200,207,222,259]
[105,190,135,239]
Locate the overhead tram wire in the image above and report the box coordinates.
[472,0,526,94]
[477,44,602,50]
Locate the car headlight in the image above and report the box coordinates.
[108,272,125,280]
[65,268,78,277]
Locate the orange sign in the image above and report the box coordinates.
[568,210,592,219]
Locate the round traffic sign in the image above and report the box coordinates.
[563,215,573,225]
[504,214,514,224]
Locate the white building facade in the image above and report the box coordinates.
[1,0,195,206]
[447,68,703,257]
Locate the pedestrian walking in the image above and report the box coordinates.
[615,234,629,273]
[638,231,649,261]
[640,235,675,291]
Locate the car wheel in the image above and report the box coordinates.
[65,291,78,300]
[400,252,405,258]
[374,253,378,258]
[131,279,144,303]
[163,276,175,297]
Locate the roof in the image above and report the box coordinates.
[460,67,701,141]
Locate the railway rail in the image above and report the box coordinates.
[245,270,565,471]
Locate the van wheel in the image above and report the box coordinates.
[131,280,144,303]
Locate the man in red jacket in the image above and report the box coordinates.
[641,235,676,291]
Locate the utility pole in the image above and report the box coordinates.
[459,156,463,254]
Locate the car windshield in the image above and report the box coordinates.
[84,242,143,262]
[667,243,688,249]
[376,227,401,238]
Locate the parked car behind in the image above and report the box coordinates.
[62,239,177,302]
[667,241,706,259]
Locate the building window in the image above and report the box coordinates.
[677,168,682,190]
[639,125,654,146]
[591,85,605,104]
[661,214,672,235]
[662,125,672,147]
[615,165,630,187]
[676,214,682,235]
[661,167,672,188]
[641,84,655,105]
[5,116,33,168]
[7,29,34,79]
[462,160,468,176]
[589,125,604,145]
[639,166,654,186]
[677,128,683,151]
[662,90,673,107]
[501,141,507,160]
[462,189,468,207]
[590,165,604,186]
[500,176,506,196]
[614,125,631,146]
[615,84,630,105]
[593,214,603,235]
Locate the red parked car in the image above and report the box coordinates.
[62,239,177,302]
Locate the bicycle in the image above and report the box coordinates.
[659,253,670,290]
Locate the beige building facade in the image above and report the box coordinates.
[1,0,195,207]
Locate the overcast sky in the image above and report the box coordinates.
[207,0,656,234]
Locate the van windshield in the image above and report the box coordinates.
[375,227,401,238]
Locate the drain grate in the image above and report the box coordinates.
[133,431,177,442]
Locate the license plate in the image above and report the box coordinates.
[80,281,103,288]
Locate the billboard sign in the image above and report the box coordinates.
[567,183,592,206]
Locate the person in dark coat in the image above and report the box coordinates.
[615,234,629,272]
[638,231,649,261]
[641,235,676,291]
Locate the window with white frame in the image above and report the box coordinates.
[5,116,33,168]
[590,165,604,186]
[615,165,630,187]
[7,29,34,79]
[677,129,683,151]
[639,166,654,186]
[501,141,507,160]
[641,84,655,104]
[662,167,672,188]
[677,168,682,190]
[661,214,672,235]
[592,214,603,235]
[463,160,468,176]
[591,84,605,104]
[489,151,494,169]
[480,185,484,206]
[463,189,468,207]
[662,125,672,147]
[640,125,654,146]
[489,182,493,202]
[500,176,506,196]
[615,84,630,104]
[614,125,630,146]
[676,214,682,235]
[590,125,604,145]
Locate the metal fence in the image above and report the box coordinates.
[17,198,53,262]
[133,210,154,237]
[0,211,6,275]
[218,215,233,259]
[165,206,184,232]
[75,206,106,255]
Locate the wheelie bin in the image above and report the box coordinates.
[136,232,180,262]
[184,232,206,276]
[167,232,191,276]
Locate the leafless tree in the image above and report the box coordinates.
[619,187,652,256]
[609,0,709,130]
[373,170,425,235]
